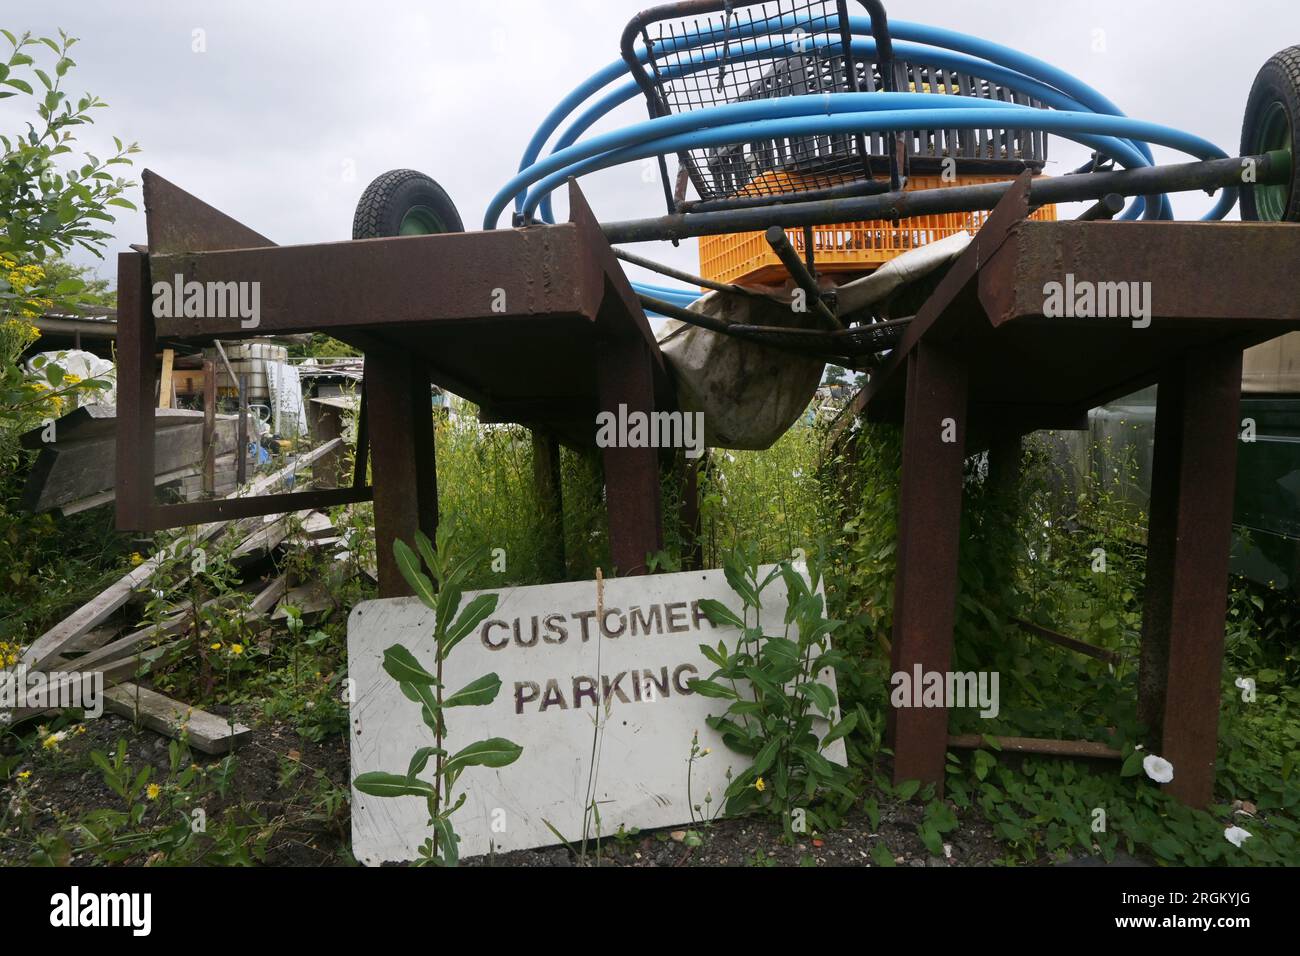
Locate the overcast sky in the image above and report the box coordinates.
[6,0,1298,291]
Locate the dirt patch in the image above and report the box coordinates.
[4,706,1117,868]
[1,701,351,867]
[464,794,1009,868]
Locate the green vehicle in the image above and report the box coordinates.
[1051,335,1300,593]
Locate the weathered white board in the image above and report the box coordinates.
[348,566,846,864]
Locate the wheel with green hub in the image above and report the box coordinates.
[352,169,464,239]
[1241,46,1300,222]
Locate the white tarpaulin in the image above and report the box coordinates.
[657,291,825,451]
[266,360,308,437]
[25,349,117,406]
[655,234,972,451]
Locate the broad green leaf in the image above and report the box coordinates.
[686,678,738,700]
[696,598,744,629]
[407,746,445,779]
[440,592,498,655]
[393,539,437,610]
[433,815,459,866]
[382,644,438,686]
[750,737,780,776]
[698,642,728,669]
[354,771,436,799]
[442,738,523,776]
[796,680,837,717]
[414,530,438,582]
[820,710,858,748]
[444,673,502,708]
[894,779,921,801]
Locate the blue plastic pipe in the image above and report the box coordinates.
[499,16,1227,233]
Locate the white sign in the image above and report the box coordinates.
[348,566,846,864]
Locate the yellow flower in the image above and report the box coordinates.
[17,770,31,781]
[754,776,766,792]
[146,783,161,800]
[130,552,144,566]
[42,732,65,750]
[209,643,222,651]
[230,643,245,656]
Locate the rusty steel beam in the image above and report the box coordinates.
[1013,618,1122,666]
[979,220,1300,329]
[532,430,566,582]
[114,249,374,531]
[148,227,604,340]
[115,252,158,530]
[1138,345,1244,809]
[138,487,370,527]
[367,348,439,599]
[144,169,275,255]
[888,338,969,791]
[848,168,1300,808]
[597,334,664,577]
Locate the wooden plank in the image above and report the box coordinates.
[202,360,216,495]
[230,510,315,560]
[23,420,238,513]
[158,348,175,409]
[947,735,1121,760]
[103,684,250,754]
[4,643,180,724]
[20,446,340,672]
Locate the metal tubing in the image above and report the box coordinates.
[603,151,1287,243]
[764,226,843,330]
[1076,192,1126,221]
[614,245,760,298]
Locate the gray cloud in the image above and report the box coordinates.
[4,0,1295,291]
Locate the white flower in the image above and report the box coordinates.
[1142,754,1174,783]
[1224,825,1252,848]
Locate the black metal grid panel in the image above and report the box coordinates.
[632,0,1049,202]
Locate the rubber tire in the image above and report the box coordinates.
[351,169,464,239]
[1240,46,1300,222]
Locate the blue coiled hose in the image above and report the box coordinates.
[491,16,1235,302]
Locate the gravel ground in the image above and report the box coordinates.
[3,706,1131,868]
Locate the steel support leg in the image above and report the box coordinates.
[366,350,438,598]
[596,335,662,576]
[115,252,156,530]
[889,340,969,790]
[1138,346,1243,808]
[531,429,566,581]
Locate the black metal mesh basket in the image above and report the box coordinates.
[620,0,1050,212]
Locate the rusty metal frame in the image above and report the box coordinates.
[117,172,670,595]
[115,174,375,532]
[863,173,1300,808]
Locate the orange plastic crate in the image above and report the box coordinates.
[698,174,1057,286]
